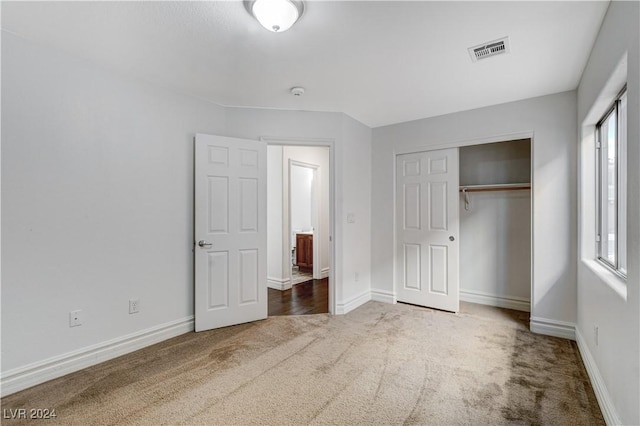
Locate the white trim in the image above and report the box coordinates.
[321,267,330,279]
[0,316,194,397]
[460,289,530,312]
[575,328,621,426]
[261,136,335,145]
[581,259,627,301]
[393,131,534,156]
[335,290,371,315]
[267,276,292,291]
[529,316,575,340]
[371,289,397,304]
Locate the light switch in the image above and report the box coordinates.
[347,213,355,223]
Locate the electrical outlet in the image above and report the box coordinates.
[129,299,140,314]
[594,325,599,346]
[69,310,83,327]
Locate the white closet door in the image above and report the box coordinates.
[395,148,460,312]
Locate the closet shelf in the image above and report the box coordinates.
[459,183,531,192]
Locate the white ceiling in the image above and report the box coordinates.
[1,1,609,128]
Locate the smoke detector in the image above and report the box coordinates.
[290,87,305,96]
[468,37,510,62]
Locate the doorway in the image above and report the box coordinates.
[266,144,331,316]
[290,161,317,285]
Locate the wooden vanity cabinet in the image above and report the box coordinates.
[296,233,313,272]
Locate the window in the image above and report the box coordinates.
[596,87,627,276]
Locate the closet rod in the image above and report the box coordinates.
[459,183,531,193]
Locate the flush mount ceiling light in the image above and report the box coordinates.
[246,0,304,33]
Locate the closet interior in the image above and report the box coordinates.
[458,139,532,312]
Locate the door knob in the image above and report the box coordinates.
[198,240,212,248]
[449,236,455,241]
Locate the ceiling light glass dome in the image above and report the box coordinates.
[252,0,302,33]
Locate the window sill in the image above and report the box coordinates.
[582,259,627,301]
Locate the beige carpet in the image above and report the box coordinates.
[1,301,603,425]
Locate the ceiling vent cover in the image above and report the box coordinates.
[468,37,510,62]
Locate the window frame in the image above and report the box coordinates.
[595,86,627,278]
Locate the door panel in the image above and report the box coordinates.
[195,134,267,332]
[404,243,421,290]
[429,245,448,294]
[429,182,448,230]
[239,178,258,232]
[208,177,229,233]
[404,183,421,229]
[396,148,459,312]
[239,249,258,305]
[207,251,229,309]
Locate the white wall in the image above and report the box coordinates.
[339,115,372,311]
[1,32,227,372]
[576,1,640,424]
[459,140,531,186]
[372,91,577,330]
[290,165,313,235]
[267,145,284,288]
[460,192,531,309]
[2,32,373,394]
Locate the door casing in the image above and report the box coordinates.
[263,137,336,315]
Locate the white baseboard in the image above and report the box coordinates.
[267,276,291,291]
[1,316,194,397]
[460,289,530,312]
[575,328,621,426]
[530,316,576,340]
[320,267,330,279]
[336,290,371,315]
[371,289,397,304]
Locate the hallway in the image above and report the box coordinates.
[268,279,328,316]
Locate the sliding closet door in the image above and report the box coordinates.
[395,148,459,312]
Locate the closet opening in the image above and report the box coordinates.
[459,138,532,313]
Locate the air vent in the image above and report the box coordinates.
[468,37,510,62]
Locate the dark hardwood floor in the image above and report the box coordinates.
[268,278,328,316]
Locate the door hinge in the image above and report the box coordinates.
[596,234,601,242]
[595,141,601,149]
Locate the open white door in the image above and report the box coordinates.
[396,148,459,312]
[195,134,267,332]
